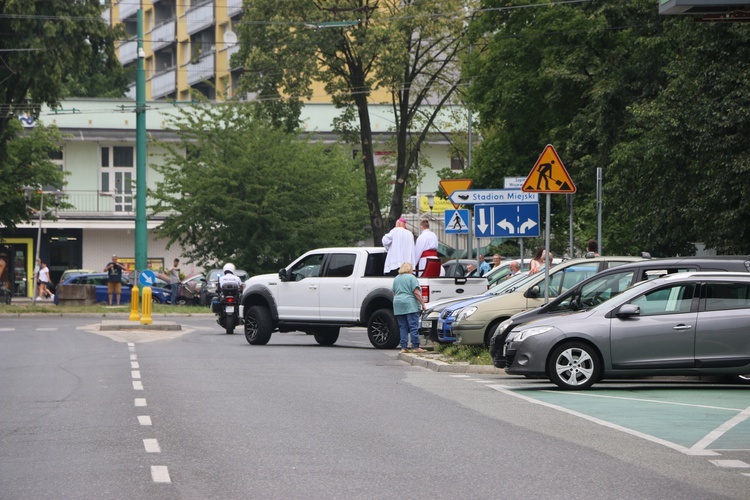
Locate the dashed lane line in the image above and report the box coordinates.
[135,398,147,407]
[138,416,152,426]
[151,466,172,483]
[144,438,161,453]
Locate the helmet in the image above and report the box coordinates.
[222,263,236,274]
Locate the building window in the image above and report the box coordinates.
[100,146,134,212]
[451,156,464,171]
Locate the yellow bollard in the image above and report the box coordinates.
[140,286,153,325]
[129,286,140,321]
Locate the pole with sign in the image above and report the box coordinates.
[522,144,576,303]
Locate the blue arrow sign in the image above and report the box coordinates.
[474,203,540,238]
[444,209,470,234]
[449,189,538,205]
[139,269,156,287]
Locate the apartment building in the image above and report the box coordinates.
[107,0,244,101]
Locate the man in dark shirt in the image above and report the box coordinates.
[104,254,126,305]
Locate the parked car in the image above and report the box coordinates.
[199,268,249,306]
[55,273,171,305]
[420,271,530,342]
[485,258,563,288]
[58,268,95,286]
[441,255,647,347]
[502,272,750,390]
[442,259,483,277]
[490,255,750,367]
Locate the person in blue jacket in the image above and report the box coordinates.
[391,262,426,353]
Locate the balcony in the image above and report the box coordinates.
[151,68,176,99]
[119,37,138,65]
[118,0,140,21]
[56,190,166,217]
[187,52,215,85]
[185,1,215,36]
[150,20,176,52]
[227,0,243,17]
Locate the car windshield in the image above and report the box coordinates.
[488,271,532,294]
[586,279,654,312]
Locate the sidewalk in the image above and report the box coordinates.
[398,348,504,375]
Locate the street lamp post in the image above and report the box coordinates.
[23,187,61,305]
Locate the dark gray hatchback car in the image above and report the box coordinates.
[490,256,750,367]
[502,272,750,390]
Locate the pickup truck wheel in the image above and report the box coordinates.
[313,328,339,346]
[367,309,400,349]
[245,305,273,345]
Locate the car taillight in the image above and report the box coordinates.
[226,296,235,304]
[421,285,429,303]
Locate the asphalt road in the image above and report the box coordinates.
[1,315,748,499]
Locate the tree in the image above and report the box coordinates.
[149,104,370,274]
[234,0,472,243]
[0,0,126,230]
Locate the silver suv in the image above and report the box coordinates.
[503,272,750,390]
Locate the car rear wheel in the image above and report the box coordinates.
[367,309,400,349]
[548,342,601,390]
[245,305,273,345]
[313,327,340,346]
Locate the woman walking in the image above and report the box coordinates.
[391,262,426,353]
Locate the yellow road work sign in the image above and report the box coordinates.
[522,145,576,193]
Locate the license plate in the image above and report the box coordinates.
[421,321,431,329]
[437,320,443,330]
[225,306,235,313]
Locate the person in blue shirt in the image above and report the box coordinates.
[478,254,491,277]
[391,262,426,353]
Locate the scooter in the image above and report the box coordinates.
[212,282,242,334]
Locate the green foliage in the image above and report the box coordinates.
[434,344,492,365]
[465,0,749,256]
[0,0,124,231]
[149,103,370,275]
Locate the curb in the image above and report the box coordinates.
[397,352,504,375]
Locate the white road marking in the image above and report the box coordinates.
[151,466,171,483]
[130,354,137,361]
[135,398,147,407]
[541,390,744,412]
[449,374,471,378]
[487,384,720,456]
[709,460,750,468]
[128,346,136,352]
[131,362,139,369]
[691,406,750,452]
[143,439,161,453]
[132,370,141,379]
[133,381,144,390]
[128,342,135,347]
[36,328,57,331]
[0,328,15,331]
[138,416,152,426]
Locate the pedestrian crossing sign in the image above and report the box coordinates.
[444,209,469,234]
[522,145,576,193]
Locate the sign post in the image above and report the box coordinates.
[522,144,577,303]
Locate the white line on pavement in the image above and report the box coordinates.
[693,406,750,452]
[36,328,58,331]
[135,398,147,407]
[0,328,15,331]
[709,460,750,468]
[151,466,171,483]
[133,381,144,390]
[130,354,137,360]
[131,362,139,369]
[487,384,720,457]
[132,370,141,379]
[143,439,161,453]
[138,416,152,426]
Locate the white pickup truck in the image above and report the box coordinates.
[239,247,488,349]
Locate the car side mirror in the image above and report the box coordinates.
[524,285,540,299]
[616,304,641,318]
[279,268,289,281]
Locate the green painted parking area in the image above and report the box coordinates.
[504,385,750,453]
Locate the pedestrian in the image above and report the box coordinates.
[168,258,181,305]
[465,263,478,277]
[529,248,546,275]
[37,259,53,300]
[490,253,502,271]
[382,217,415,276]
[413,219,439,277]
[103,254,126,305]
[506,261,521,279]
[586,239,600,257]
[391,262,426,353]
[478,254,491,277]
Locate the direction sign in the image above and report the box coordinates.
[444,209,470,234]
[474,203,540,238]
[139,269,156,287]
[522,144,576,193]
[449,189,538,205]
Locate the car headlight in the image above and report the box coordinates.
[495,318,513,337]
[425,310,441,320]
[455,306,478,322]
[515,326,554,342]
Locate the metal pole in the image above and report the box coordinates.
[596,168,603,255]
[544,193,550,304]
[568,193,574,258]
[32,194,43,305]
[135,9,148,279]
